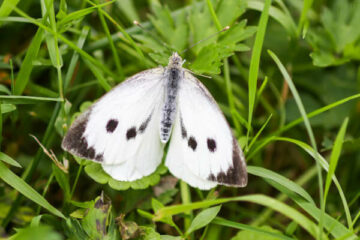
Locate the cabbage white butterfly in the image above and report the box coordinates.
[62,52,247,190]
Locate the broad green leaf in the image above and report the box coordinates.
[30,215,43,227]
[139,226,161,240]
[0,161,65,219]
[0,152,21,168]
[185,205,221,235]
[81,196,111,239]
[84,163,110,184]
[9,225,62,240]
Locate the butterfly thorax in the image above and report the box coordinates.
[160,53,184,143]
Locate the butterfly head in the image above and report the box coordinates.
[168,52,184,68]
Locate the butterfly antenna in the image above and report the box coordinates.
[133,20,173,51]
[181,26,230,54]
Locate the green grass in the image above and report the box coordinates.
[0,0,360,239]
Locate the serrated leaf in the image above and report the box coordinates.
[185,205,221,235]
[216,0,247,26]
[148,2,174,43]
[189,44,233,74]
[219,21,256,45]
[146,2,188,52]
[307,0,360,67]
[189,3,215,54]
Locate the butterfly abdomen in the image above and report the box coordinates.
[160,67,182,143]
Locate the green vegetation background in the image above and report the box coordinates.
[0,0,359,239]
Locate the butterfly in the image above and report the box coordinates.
[62,52,247,190]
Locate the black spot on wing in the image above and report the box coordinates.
[180,116,187,139]
[207,138,216,152]
[62,109,104,162]
[207,137,247,187]
[95,153,104,162]
[188,136,197,151]
[106,119,118,133]
[139,114,152,133]
[126,127,137,140]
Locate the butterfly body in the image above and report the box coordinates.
[160,53,184,143]
[62,53,247,190]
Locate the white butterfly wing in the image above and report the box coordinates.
[62,68,165,181]
[165,71,247,190]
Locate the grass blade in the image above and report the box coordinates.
[13,28,44,95]
[247,0,271,144]
[271,137,353,230]
[0,0,20,26]
[247,113,272,151]
[268,50,325,239]
[64,26,90,92]
[0,152,21,168]
[248,166,315,205]
[0,95,62,104]
[155,194,327,239]
[213,217,295,240]
[97,2,124,80]
[323,118,349,227]
[0,161,65,219]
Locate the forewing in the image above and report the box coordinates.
[62,68,165,181]
[165,71,247,190]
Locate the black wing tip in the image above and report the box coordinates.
[61,109,104,163]
[207,137,248,187]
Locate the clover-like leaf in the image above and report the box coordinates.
[84,162,167,191]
